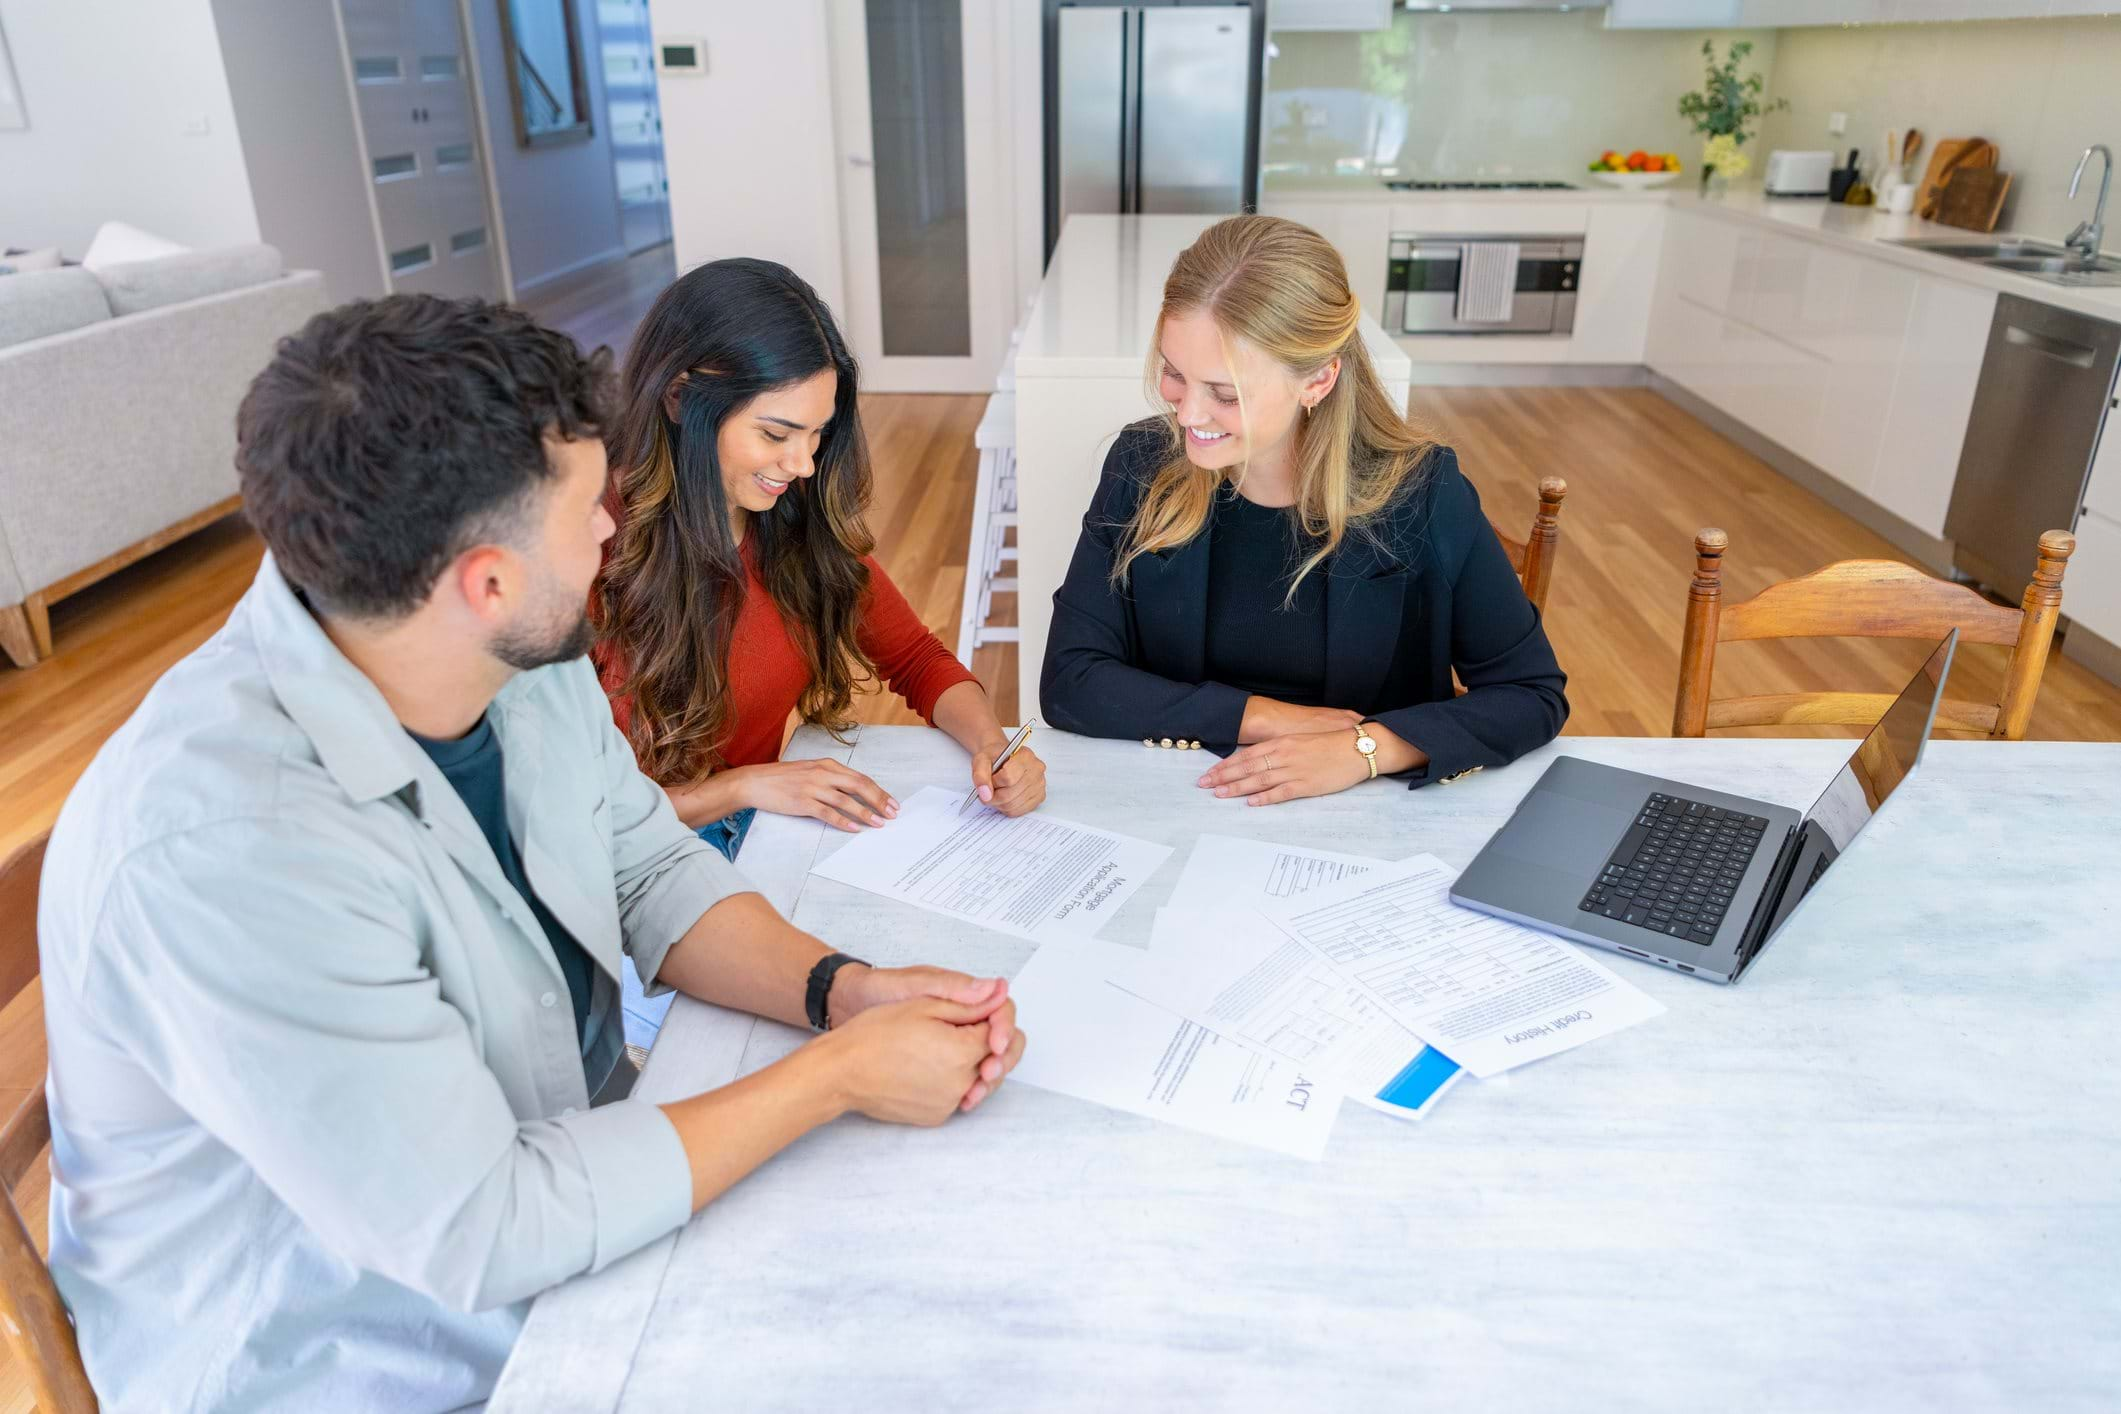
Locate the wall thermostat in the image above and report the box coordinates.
[657,38,706,75]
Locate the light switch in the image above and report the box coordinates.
[182,114,211,136]
[1827,111,1847,137]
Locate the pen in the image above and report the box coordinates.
[960,719,1038,815]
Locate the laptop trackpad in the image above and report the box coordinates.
[1497,791,1634,873]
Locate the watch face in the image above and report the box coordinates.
[1356,733,1377,755]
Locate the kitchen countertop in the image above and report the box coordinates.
[1263,170,1675,203]
[1015,213,1414,380]
[1260,174,2121,324]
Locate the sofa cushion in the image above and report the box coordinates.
[0,267,112,349]
[1,246,65,274]
[95,244,285,318]
[81,221,190,271]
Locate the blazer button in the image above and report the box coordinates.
[540,991,557,1008]
[1142,738,1155,747]
[1160,737,1173,748]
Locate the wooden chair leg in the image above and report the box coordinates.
[0,605,44,670]
[1993,529,2075,741]
[1671,527,1728,737]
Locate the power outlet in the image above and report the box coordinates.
[1827,111,1847,137]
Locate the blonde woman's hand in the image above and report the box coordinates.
[1196,728,1373,806]
[1236,696,1364,744]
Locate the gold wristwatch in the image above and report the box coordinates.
[1352,722,1379,780]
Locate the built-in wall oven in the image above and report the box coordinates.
[1383,235,1582,336]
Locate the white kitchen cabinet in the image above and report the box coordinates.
[1661,209,1743,321]
[2083,409,2121,523]
[2060,508,2121,646]
[1607,0,1741,26]
[1870,277,1997,539]
[1266,0,1392,30]
[1789,245,1917,495]
[1739,1,1892,23]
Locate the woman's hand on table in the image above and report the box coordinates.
[970,739,1047,818]
[830,965,1024,1112]
[1197,721,1422,806]
[732,759,899,832]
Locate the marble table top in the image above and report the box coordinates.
[490,729,2121,1413]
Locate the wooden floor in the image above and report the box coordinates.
[5,249,2120,1408]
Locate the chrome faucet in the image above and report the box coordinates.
[2065,144,2111,261]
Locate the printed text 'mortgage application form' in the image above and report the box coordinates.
[1266,855,1665,1078]
[808,785,1171,944]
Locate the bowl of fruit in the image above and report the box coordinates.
[1587,150,1682,188]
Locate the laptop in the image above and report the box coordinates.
[1450,632,1956,984]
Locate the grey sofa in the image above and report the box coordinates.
[0,247,327,667]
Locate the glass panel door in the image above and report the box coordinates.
[828,0,1006,392]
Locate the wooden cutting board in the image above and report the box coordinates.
[1935,166,2013,232]
[1917,138,1996,220]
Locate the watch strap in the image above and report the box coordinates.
[1355,722,1379,780]
[805,952,867,1031]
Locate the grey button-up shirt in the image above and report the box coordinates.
[39,553,744,1412]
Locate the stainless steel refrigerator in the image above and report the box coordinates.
[1042,0,1264,258]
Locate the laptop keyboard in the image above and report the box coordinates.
[1578,792,1768,946]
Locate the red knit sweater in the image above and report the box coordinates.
[596,535,978,777]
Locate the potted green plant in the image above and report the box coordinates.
[1677,40,1787,194]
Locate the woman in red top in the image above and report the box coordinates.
[594,257,1045,859]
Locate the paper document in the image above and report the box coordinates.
[808,786,1170,944]
[1009,940,1342,1161]
[1267,855,1665,1078]
[1130,908,1460,1121]
[1166,833,1381,914]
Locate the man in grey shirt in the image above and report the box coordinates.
[38,295,1025,1411]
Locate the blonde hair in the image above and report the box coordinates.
[1113,214,1436,598]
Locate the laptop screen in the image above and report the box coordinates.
[1748,632,1957,951]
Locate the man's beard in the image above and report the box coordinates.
[491,598,596,672]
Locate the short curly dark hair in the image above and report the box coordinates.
[236,294,615,619]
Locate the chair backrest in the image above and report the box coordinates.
[0,833,98,1413]
[1488,476,1567,613]
[1671,527,2075,740]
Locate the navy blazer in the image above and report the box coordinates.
[1039,423,1569,788]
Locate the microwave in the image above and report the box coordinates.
[1383,235,1581,336]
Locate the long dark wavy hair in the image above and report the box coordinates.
[596,258,876,784]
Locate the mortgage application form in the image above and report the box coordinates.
[808,786,1171,944]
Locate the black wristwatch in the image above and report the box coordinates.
[804,952,868,1031]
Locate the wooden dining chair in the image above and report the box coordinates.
[1489,476,1568,614]
[1671,526,2076,740]
[0,832,97,1413]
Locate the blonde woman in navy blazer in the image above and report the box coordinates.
[1041,215,1567,803]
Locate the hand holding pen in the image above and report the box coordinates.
[961,719,1047,817]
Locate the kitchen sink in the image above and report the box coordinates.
[1891,237,2121,285]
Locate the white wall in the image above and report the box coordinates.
[463,0,627,291]
[211,0,385,302]
[0,0,259,256]
[1757,15,2121,243]
[650,0,848,315]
